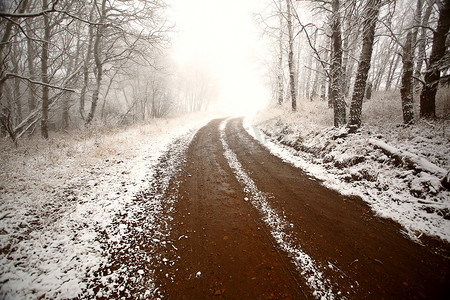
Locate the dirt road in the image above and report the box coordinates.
[90,119,450,299]
[151,118,450,299]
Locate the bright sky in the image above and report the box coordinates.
[170,0,270,115]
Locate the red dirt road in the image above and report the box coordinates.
[154,118,450,299]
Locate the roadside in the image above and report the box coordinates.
[0,113,215,299]
[247,105,450,248]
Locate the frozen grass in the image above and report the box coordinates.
[0,112,216,299]
[250,91,450,243]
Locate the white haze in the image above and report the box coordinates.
[170,0,270,116]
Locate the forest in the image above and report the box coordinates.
[259,0,449,126]
[0,0,449,142]
[0,0,219,144]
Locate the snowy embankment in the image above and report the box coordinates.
[0,113,215,299]
[245,107,450,243]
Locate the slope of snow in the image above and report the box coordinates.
[245,106,450,243]
[0,113,216,299]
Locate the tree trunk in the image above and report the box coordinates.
[419,0,449,118]
[385,48,401,91]
[86,0,107,125]
[305,31,316,101]
[414,0,434,88]
[0,0,29,107]
[349,0,381,131]
[401,31,414,125]
[320,43,329,102]
[79,6,95,120]
[411,0,423,55]
[101,69,119,120]
[26,19,37,113]
[286,0,296,111]
[41,0,50,139]
[11,39,22,124]
[277,0,284,105]
[330,0,346,127]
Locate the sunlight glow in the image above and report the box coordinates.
[171,0,270,115]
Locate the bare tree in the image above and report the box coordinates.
[40,0,51,138]
[349,0,382,131]
[414,0,435,88]
[85,0,106,125]
[277,0,285,105]
[330,0,346,127]
[400,31,414,124]
[419,0,450,118]
[286,0,297,111]
[79,4,96,121]
[0,0,170,141]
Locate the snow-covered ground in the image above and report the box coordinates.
[246,99,450,244]
[0,113,216,299]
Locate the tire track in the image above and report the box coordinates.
[220,118,339,299]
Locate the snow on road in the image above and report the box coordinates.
[0,113,215,299]
[220,119,339,299]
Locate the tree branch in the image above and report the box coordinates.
[2,73,76,92]
[0,0,59,18]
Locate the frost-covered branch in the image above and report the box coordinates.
[2,73,76,92]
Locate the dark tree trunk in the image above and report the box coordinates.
[414,1,434,88]
[349,0,381,131]
[305,30,316,101]
[0,0,29,107]
[401,31,414,125]
[365,82,373,100]
[26,19,37,113]
[320,38,330,102]
[86,0,107,125]
[419,0,450,119]
[41,0,50,139]
[79,6,95,120]
[330,0,346,127]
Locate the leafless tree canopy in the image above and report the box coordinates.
[1,0,449,142]
[0,0,220,142]
[258,0,449,128]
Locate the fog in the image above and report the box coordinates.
[170,0,270,116]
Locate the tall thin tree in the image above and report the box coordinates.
[41,0,51,139]
[286,0,296,111]
[277,0,284,105]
